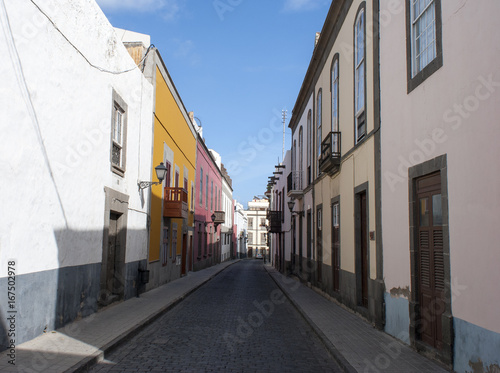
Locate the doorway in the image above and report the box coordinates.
[355,190,368,308]
[416,172,445,350]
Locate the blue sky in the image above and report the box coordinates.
[96,0,330,207]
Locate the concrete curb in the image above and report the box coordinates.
[68,260,240,372]
[264,265,357,373]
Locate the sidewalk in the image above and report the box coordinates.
[264,264,450,373]
[0,260,239,373]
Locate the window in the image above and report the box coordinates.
[248,232,253,244]
[354,7,366,142]
[317,208,322,231]
[111,90,127,175]
[191,182,195,212]
[248,218,253,229]
[184,176,188,191]
[331,57,339,132]
[316,89,322,176]
[261,233,266,244]
[407,0,442,92]
[299,127,303,176]
[214,186,217,212]
[307,110,312,184]
[205,175,209,209]
[260,218,266,227]
[162,227,169,266]
[199,168,203,206]
[211,180,213,212]
[175,168,179,188]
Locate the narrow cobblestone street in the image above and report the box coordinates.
[88,260,342,372]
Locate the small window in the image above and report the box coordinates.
[248,232,253,244]
[211,181,214,212]
[354,7,366,143]
[261,232,266,244]
[333,203,340,227]
[317,208,322,230]
[248,218,253,229]
[407,0,442,92]
[260,218,266,227]
[110,90,127,175]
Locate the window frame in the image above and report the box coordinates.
[406,0,443,93]
[354,5,366,144]
[331,55,340,133]
[199,168,203,207]
[307,110,312,185]
[110,90,127,176]
[316,88,323,177]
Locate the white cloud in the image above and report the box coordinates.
[96,0,181,20]
[282,0,329,12]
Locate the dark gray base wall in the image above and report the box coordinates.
[290,257,384,328]
[193,256,216,272]
[0,260,146,352]
[124,259,148,300]
[147,258,181,291]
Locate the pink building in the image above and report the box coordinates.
[193,133,222,271]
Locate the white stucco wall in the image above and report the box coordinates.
[0,0,153,277]
[380,0,500,341]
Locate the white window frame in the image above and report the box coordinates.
[316,89,322,176]
[110,90,127,176]
[411,0,437,77]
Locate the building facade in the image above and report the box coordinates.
[284,0,384,327]
[141,47,197,287]
[233,201,248,259]
[246,198,269,258]
[193,133,223,271]
[220,165,234,262]
[380,0,500,370]
[0,0,153,349]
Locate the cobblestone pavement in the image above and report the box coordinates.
[88,260,342,372]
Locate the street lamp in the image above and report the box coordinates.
[288,199,295,213]
[138,162,168,189]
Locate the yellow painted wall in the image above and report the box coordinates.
[149,66,196,262]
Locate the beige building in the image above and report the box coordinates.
[380,1,500,371]
[246,198,269,258]
[285,0,383,328]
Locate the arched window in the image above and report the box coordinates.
[307,110,312,185]
[299,126,303,181]
[354,7,366,143]
[316,89,322,176]
[331,56,339,132]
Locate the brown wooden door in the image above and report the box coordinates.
[417,173,444,350]
[360,193,368,308]
[332,203,340,292]
[316,208,322,283]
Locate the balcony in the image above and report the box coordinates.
[267,210,282,233]
[319,131,341,174]
[287,170,303,198]
[163,187,188,219]
[212,210,225,225]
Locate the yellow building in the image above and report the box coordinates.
[144,49,197,287]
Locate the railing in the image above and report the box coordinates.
[163,187,188,219]
[267,210,282,233]
[287,170,303,197]
[319,131,341,174]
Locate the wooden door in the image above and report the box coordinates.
[417,173,444,350]
[332,202,340,292]
[360,193,368,307]
[299,214,303,272]
[316,208,322,283]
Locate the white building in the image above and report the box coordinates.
[220,166,233,262]
[246,198,269,258]
[380,1,500,371]
[0,0,153,349]
[233,201,248,258]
